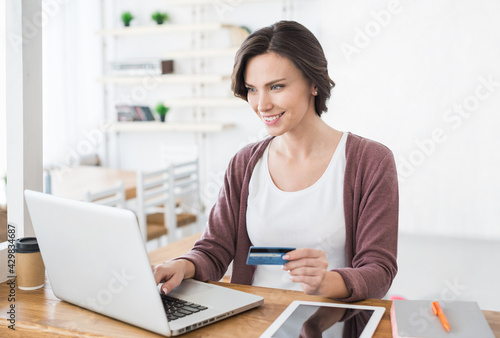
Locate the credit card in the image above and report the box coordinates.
[246,246,296,265]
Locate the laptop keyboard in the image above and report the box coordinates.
[161,294,208,322]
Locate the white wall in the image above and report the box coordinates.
[322,0,500,239]
[40,1,500,240]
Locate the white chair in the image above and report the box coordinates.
[171,158,203,235]
[136,164,199,245]
[161,144,204,234]
[136,167,173,244]
[84,181,126,208]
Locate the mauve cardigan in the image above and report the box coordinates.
[177,132,399,302]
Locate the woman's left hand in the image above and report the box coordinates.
[282,248,329,295]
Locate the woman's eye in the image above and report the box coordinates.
[246,87,256,93]
[271,85,283,90]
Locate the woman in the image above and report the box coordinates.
[153,20,398,302]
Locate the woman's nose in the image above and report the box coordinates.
[257,92,272,113]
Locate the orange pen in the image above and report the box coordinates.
[432,301,451,332]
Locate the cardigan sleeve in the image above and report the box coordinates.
[332,139,399,302]
[173,139,269,282]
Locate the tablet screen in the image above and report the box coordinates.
[269,304,375,338]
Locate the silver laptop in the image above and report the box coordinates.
[24,189,263,336]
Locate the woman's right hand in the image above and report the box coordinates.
[152,259,195,294]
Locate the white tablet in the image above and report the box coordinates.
[261,301,386,338]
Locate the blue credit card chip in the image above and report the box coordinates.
[246,246,296,265]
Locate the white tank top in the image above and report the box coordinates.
[247,132,348,290]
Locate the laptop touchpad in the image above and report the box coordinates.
[170,279,216,298]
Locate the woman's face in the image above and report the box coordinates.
[244,52,317,137]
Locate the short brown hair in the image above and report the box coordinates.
[231,20,335,116]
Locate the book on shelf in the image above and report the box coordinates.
[115,104,136,121]
[116,104,156,122]
[135,106,155,121]
[109,59,174,76]
[390,300,494,338]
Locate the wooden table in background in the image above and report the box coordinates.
[50,165,137,200]
[1,233,499,337]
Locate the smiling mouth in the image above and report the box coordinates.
[262,112,284,123]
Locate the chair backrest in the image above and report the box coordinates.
[84,182,126,208]
[136,166,176,242]
[171,158,202,215]
[160,144,201,216]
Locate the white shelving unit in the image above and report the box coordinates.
[98,0,298,170]
[98,1,253,167]
[163,47,239,60]
[162,0,283,5]
[97,23,242,36]
[159,97,246,108]
[97,74,230,85]
[104,121,235,133]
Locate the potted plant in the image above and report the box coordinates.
[151,11,169,25]
[155,103,170,122]
[121,12,134,27]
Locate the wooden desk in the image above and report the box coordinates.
[50,165,137,200]
[1,233,499,337]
